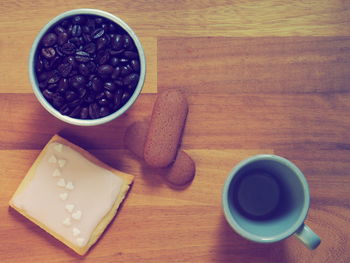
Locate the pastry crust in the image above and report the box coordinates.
[9,134,134,255]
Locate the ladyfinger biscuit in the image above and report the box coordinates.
[144,90,188,167]
[165,150,196,186]
[124,120,150,159]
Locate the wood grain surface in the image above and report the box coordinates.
[1,1,350,263]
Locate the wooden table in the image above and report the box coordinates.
[1,1,350,262]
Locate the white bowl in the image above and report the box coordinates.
[29,9,146,126]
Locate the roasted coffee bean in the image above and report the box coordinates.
[79,63,90,76]
[123,73,139,88]
[65,90,78,102]
[58,78,68,93]
[54,26,66,34]
[41,47,56,59]
[123,51,138,59]
[92,28,104,39]
[82,25,90,34]
[78,87,87,98]
[120,65,133,76]
[108,23,117,33]
[52,94,65,108]
[89,103,100,118]
[60,19,70,28]
[111,66,121,79]
[109,57,119,67]
[61,42,76,54]
[69,37,82,47]
[50,55,62,69]
[43,89,54,100]
[73,15,85,25]
[72,24,82,37]
[95,17,104,24]
[47,71,60,84]
[69,75,86,89]
[84,92,95,103]
[80,107,89,119]
[43,59,51,70]
[64,56,78,68]
[98,98,109,106]
[69,105,82,117]
[96,36,108,50]
[114,80,124,87]
[47,83,58,90]
[68,99,81,108]
[96,92,105,100]
[57,32,69,45]
[59,104,71,115]
[109,49,124,56]
[75,51,90,62]
[38,71,49,82]
[95,50,109,65]
[68,69,78,77]
[114,91,122,107]
[91,77,103,92]
[121,91,131,104]
[104,90,114,100]
[35,58,44,73]
[97,64,113,75]
[58,63,72,77]
[111,34,123,50]
[123,35,132,49]
[39,81,47,89]
[104,81,116,91]
[119,58,129,64]
[84,42,96,54]
[99,106,110,117]
[42,33,57,47]
[131,59,140,72]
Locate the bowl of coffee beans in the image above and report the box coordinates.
[29,9,146,126]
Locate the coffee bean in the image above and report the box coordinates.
[123,51,138,59]
[60,19,70,28]
[65,90,78,102]
[114,91,122,107]
[89,103,100,118]
[86,61,96,73]
[43,59,51,70]
[104,90,114,100]
[68,69,78,77]
[35,58,44,73]
[96,36,108,50]
[123,73,139,88]
[95,50,109,65]
[104,81,116,91]
[98,98,109,106]
[131,59,140,72]
[92,28,105,39]
[75,51,90,63]
[79,63,89,76]
[95,17,104,24]
[99,106,110,117]
[123,35,132,49]
[42,33,57,47]
[108,23,117,33]
[41,47,56,59]
[121,91,131,104]
[91,77,103,92]
[58,63,72,77]
[57,32,68,45]
[72,15,85,25]
[114,80,124,87]
[47,84,58,91]
[78,87,87,98]
[84,42,96,53]
[58,78,68,92]
[119,58,129,64]
[69,75,86,89]
[111,34,123,50]
[61,42,76,54]
[50,55,62,69]
[84,92,95,103]
[69,105,82,117]
[80,107,89,119]
[109,57,119,67]
[43,89,54,100]
[111,67,121,80]
[109,49,125,56]
[120,65,133,76]
[47,71,60,84]
[54,26,66,34]
[98,64,113,75]
[68,98,81,108]
[72,24,82,37]
[38,72,49,81]
[52,93,65,108]
[64,56,78,68]
[39,81,47,89]
[59,104,71,115]
[96,91,105,100]
[69,37,82,47]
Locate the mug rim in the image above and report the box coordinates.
[222,154,310,243]
[28,8,146,126]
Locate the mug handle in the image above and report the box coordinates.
[294,223,321,250]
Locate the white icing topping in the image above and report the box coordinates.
[65,204,75,213]
[59,192,68,201]
[57,178,66,187]
[76,237,85,247]
[48,155,57,164]
[65,181,74,190]
[11,141,124,248]
[58,159,66,168]
[54,143,63,153]
[62,217,71,226]
[72,227,81,237]
[52,169,61,177]
[72,210,82,221]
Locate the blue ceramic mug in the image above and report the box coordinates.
[222,154,321,249]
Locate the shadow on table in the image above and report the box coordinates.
[214,215,289,263]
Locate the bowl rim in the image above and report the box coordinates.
[29,8,146,126]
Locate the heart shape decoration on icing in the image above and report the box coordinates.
[57,178,66,187]
[73,227,81,237]
[52,169,61,177]
[72,210,82,221]
[59,192,68,201]
[54,143,63,153]
[58,159,66,168]
[65,204,75,213]
[48,155,57,163]
[65,181,74,190]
